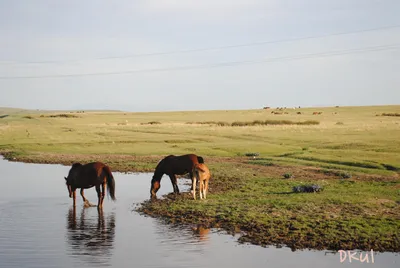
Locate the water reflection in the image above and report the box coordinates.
[155,220,211,246]
[66,207,116,266]
[191,224,211,242]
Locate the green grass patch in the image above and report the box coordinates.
[138,163,400,252]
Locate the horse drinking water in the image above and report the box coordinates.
[64,162,116,208]
[150,154,204,199]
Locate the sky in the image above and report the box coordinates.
[0,0,399,112]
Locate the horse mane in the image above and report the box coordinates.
[153,155,174,179]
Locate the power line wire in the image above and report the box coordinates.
[1,24,399,65]
[0,43,399,80]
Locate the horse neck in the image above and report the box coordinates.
[153,166,164,181]
[68,168,81,186]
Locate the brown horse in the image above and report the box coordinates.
[150,154,204,199]
[192,163,211,200]
[64,162,116,208]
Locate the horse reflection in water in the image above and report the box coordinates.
[191,224,211,242]
[155,219,211,246]
[66,206,116,266]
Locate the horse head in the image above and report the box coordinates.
[65,176,73,198]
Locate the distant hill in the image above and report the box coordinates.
[0,107,123,115]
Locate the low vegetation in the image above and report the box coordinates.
[40,113,80,118]
[141,121,162,125]
[185,119,319,126]
[377,113,400,117]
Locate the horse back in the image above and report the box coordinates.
[69,162,108,188]
[156,154,201,175]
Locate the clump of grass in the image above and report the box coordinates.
[283,173,293,179]
[336,121,344,125]
[340,172,352,179]
[141,121,161,125]
[22,115,34,119]
[245,152,259,157]
[292,184,323,193]
[42,114,80,118]
[377,113,400,117]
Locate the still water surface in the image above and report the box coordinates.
[0,158,398,268]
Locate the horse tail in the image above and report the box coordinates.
[197,156,204,164]
[103,165,116,201]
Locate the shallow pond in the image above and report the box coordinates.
[0,158,398,268]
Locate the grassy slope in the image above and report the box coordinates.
[1,105,399,251]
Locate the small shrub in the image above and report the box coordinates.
[340,172,352,179]
[141,121,161,125]
[216,121,230,126]
[293,184,323,193]
[336,121,344,125]
[283,173,293,179]
[232,121,246,127]
[23,116,34,119]
[46,114,79,118]
[245,152,259,157]
[379,113,400,117]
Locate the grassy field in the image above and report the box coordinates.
[1,105,399,251]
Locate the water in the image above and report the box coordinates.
[0,158,398,268]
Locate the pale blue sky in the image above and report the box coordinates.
[0,0,399,112]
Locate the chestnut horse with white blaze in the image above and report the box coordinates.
[64,162,116,208]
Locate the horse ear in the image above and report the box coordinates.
[72,163,82,168]
[64,177,67,181]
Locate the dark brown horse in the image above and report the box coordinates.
[150,154,204,199]
[64,162,116,208]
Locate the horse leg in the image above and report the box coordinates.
[189,171,194,191]
[100,182,106,208]
[72,189,77,207]
[199,180,204,200]
[192,176,197,200]
[96,185,102,209]
[204,180,209,199]
[80,189,92,207]
[168,174,179,194]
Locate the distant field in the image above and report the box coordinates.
[1,105,399,175]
